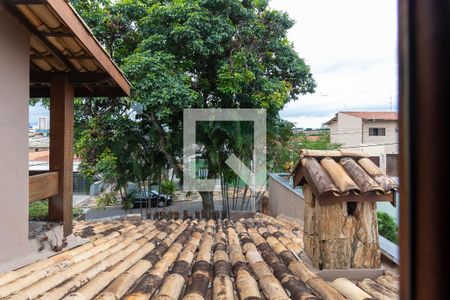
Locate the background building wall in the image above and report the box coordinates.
[362,120,399,152]
[0,6,30,261]
[330,113,363,147]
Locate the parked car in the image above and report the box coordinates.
[132,189,172,208]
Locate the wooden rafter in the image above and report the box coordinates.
[5,3,76,71]
[30,86,124,98]
[31,71,110,83]
[41,32,75,37]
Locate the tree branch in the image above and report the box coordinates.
[144,111,183,179]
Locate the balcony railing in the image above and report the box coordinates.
[29,171,59,202]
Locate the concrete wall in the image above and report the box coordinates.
[362,120,399,153]
[0,6,30,261]
[329,114,399,154]
[268,174,305,220]
[329,113,362,147]
[329,114,399,173]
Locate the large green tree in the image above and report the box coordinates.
[72,0,316,210]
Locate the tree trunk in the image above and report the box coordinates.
[145,111,182,179]
[199,191,214,211]
[198,167,216,211]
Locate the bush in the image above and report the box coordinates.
[29,200,84,221]
[96,193,117,209]
[29,201,49,221]
[377,211,398,244]
[161,180,176,196]
[121,196,134,212]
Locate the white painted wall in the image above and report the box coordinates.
[362,120,399,153]
[329,114,399,155]
[329,112,362,147]
[0,6,30,261]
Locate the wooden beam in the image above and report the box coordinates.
[6,0,47,3]
[31,54,94,60]
[31,71,110,83]
[29,170,49,176]
[42,32,75,38]
[29,172,59,203]
[49,74,74,236]
[318,192,395,206]
[30,86,127,98]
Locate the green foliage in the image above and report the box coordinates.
[96,193,118,209]
[73,207,84,219]
[94,149,119,184]
[29,201,83,221]
[121,192,135,212]
[70,0,316,210]
[161,180,176,196]
[297,131,341,150]
[29,201,48,221]
[377,211,398,244]
[71,0,148,63]
[269,128,341,173]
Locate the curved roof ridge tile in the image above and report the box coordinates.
[320,157,361,194]
[301,157,340,197]
[357,158,399,193]
[340,158,385,194]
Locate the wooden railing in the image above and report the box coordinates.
[29,171,59,203]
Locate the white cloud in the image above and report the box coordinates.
[270,0,398,128]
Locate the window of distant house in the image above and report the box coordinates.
[369,128,386,136]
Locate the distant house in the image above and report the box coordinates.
[29,136,49,152]
[323,112,399,175]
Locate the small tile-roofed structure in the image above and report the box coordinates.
[292,149,398,205]
[0,215,399,300]
[291,149,398,270]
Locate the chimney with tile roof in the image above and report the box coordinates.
[291,149,398,270]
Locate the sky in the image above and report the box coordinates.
[30,0,398,128]
[29,102,49,127]
[271,0,398,128]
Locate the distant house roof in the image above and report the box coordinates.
[3,0,130,97]
[291,149,398,204]
[29,150,80,163]
[324,111,398,125]
[29,137,49,149]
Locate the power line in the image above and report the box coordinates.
[339,142,399,149]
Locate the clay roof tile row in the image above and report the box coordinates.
[0,214,399,300]
[323,111,398,125]
[292,150,398,204]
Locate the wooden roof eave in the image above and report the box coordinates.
[45,0,130,96]
[5,0,131,97]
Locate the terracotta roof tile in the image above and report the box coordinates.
[324,111,398,125]
[0,215,399,300]
[29,150,80,162]
[292,149,398,204]
[341,111,398,121]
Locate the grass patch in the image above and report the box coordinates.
[29,200,84,221]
